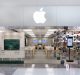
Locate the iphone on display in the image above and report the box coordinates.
[67,37,73,48]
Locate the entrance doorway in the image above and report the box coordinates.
[23,26,79,65]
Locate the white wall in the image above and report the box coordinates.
[0,6,80,27]
[0,31,25,59]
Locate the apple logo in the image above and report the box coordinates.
[33,8,46,24]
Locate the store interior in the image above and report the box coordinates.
[0,26,80,66]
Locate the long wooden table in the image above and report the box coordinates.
[45,46,54,58]
[25,46,35,58]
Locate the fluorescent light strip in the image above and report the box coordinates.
[23,29,36,37]
[30,34,36,37]
[23,29,32,32]
[44,29,56,37]
[24,31,33,34]
[46,32,53,34]
[28,34,36,37]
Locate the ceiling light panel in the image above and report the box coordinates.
[23,29,36,37]
[23,29,32,32]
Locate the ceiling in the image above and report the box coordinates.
[33,29,47,37]
[15,26,68,37]
[17,26,80,37]
[0,0,80,6]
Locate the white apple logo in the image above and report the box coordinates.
[33,8,46,24]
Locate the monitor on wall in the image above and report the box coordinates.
[42,40,47,44]
[4,39,20,50]
[33,40,38,44]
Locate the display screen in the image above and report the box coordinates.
[4,39,20,50]
[33,40,38,43]
[42,40,47,43]
[67,37,73,48]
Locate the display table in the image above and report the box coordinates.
[25,46,35,58]
[45,46,54,58]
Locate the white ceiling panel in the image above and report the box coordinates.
[0,0,80,6]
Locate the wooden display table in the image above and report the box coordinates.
[45,46,54,58]
[25,46,35,58]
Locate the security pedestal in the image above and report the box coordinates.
[66,48,74,62]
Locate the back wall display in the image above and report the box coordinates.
[33,39,38,44]
[42,39,47,44]
[4,39,20,50]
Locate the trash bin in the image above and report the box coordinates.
[61,60,64,64]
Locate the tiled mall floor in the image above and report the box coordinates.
[0,63,80,68]
[0,67,80,75]
[0,64,80,75]
[13,68,80,75]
